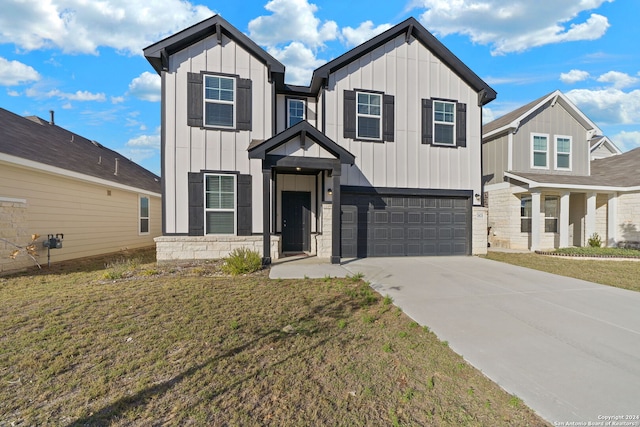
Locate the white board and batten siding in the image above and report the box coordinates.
[322,33,482,198]
[164,33,273,234]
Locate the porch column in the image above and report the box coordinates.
[607,193,618,247]
[585,192,597,245]
[530,190,541,251]
[559,191,570,248]
[262,168,271,265]
[330,169,341,264]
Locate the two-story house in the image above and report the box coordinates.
[483,90,639,250]
[144,15,496,264]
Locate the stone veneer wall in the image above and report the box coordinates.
[472,206,488,255]
[0,197,31,273]
[617,191,640,243]
[595,194,609,244]
[316,202,332,258]
[155,235,281,263]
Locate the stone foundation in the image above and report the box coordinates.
[316,202,332,258]
[155,235,281,263]
[472,206,488,255]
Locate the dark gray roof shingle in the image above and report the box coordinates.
[0,107,161,193]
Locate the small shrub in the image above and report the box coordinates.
[383,295,393,305]
[588,232,602,248]
[221,248,262,276]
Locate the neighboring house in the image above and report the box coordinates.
[482,90,638,250]
[144,15,496,264]
[0,108,162,272]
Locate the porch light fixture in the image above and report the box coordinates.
[296,167,302,171]
[327,188,333,195]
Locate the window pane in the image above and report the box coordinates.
[545,218,558,233]
[220,175,234,192]
[533,151,547,167]
[557,153,570,168]
[206,175,219,192]
[434,101,454,123]
[288,100,304,127]
[521,218,532,233]
[207,212,234,234]
[533,136,547,151]
[434,123,454,145]
[358,116,380,139]
[521,197,532,217]
[205,103,233,127]
[140,218,149,233]
[220,193,234,209]
[140,197,149,217]
[206,192,220,209]
[557,138,570,153]
[544,197,558,217]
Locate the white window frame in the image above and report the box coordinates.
[555,135,572,170]
[356,91,382,141]
[204,173,237,235]
[531,133,549,169]
[139,195,150,235]
[203,75,236,129]
[287,98,305,128]
[433,100,456,146]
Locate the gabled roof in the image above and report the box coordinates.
[143,14,285,83]
[483,90,602,139]
[590,135,622,155]
[308,17,496,105]
[248,121,355,165]
[0,107,161,194]
[505,147,640,190]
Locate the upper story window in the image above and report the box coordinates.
[555,136,572,170]
[356,92,382,140]
[139,196,149,234]
[204,75,235,128]
[531,133,549,169]
[287,98,305,127]
[433,101,455,145]
[205,174,236,235]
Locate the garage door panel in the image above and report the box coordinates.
[341,193,470,257]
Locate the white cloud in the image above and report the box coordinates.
[341,21,392,47]
[111,96,125,104]
[596,71,639,89]
[610,130,640,152]
[127,72,160,102]
[415,0,613,55]
[25,87,106,101]
[248,0,338,48]
[566,88,640,126]
[7,90,20,96]
[0,0,213,55]
[0,57,41,86]
[124,127,160,163]
[268,42,326,85]
[560,69,590,84]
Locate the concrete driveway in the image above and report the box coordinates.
[341,256,640,425]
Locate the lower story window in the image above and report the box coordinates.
[205,174,236,234]
[544,196,558,233]
[520,196,532,233]
[139,196,149,234]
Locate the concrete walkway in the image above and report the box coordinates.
[337,256,640,425]
[269,255,351,279]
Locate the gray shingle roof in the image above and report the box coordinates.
[483,91,554,136]
[0,107,161,194]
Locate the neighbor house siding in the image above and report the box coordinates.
[323,33,482,198]
[512,101,590,175]
[482,133,509,186]
[0,162,161,265]
[617,191,640,243]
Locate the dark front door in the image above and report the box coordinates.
[282,191,311,252]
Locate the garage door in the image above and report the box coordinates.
[341,193,470,257]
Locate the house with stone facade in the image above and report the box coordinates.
[0,107,162,273]
[144,15,496,264]
[482,90,639,250]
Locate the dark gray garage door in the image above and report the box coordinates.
[341,193,470,257]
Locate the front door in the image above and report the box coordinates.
[282,191,311,252]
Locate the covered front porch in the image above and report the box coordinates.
[248,121,355,264]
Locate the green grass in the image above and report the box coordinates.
[485,251,640,292]
[0,248,548,426]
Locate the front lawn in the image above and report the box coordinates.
[484,251,640,292]
[0,249,547,426]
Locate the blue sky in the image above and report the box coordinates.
[1,0,638,175]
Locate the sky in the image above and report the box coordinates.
[1,0,639,176]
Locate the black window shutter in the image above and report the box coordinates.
[188,172,204,235]
[343,90,356,139]
[421,98,433,145]
[237,174,252,236]
[383,94,395,142]
[456,102,467,147]
[236,78,252,131]
[187,72,203,127]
